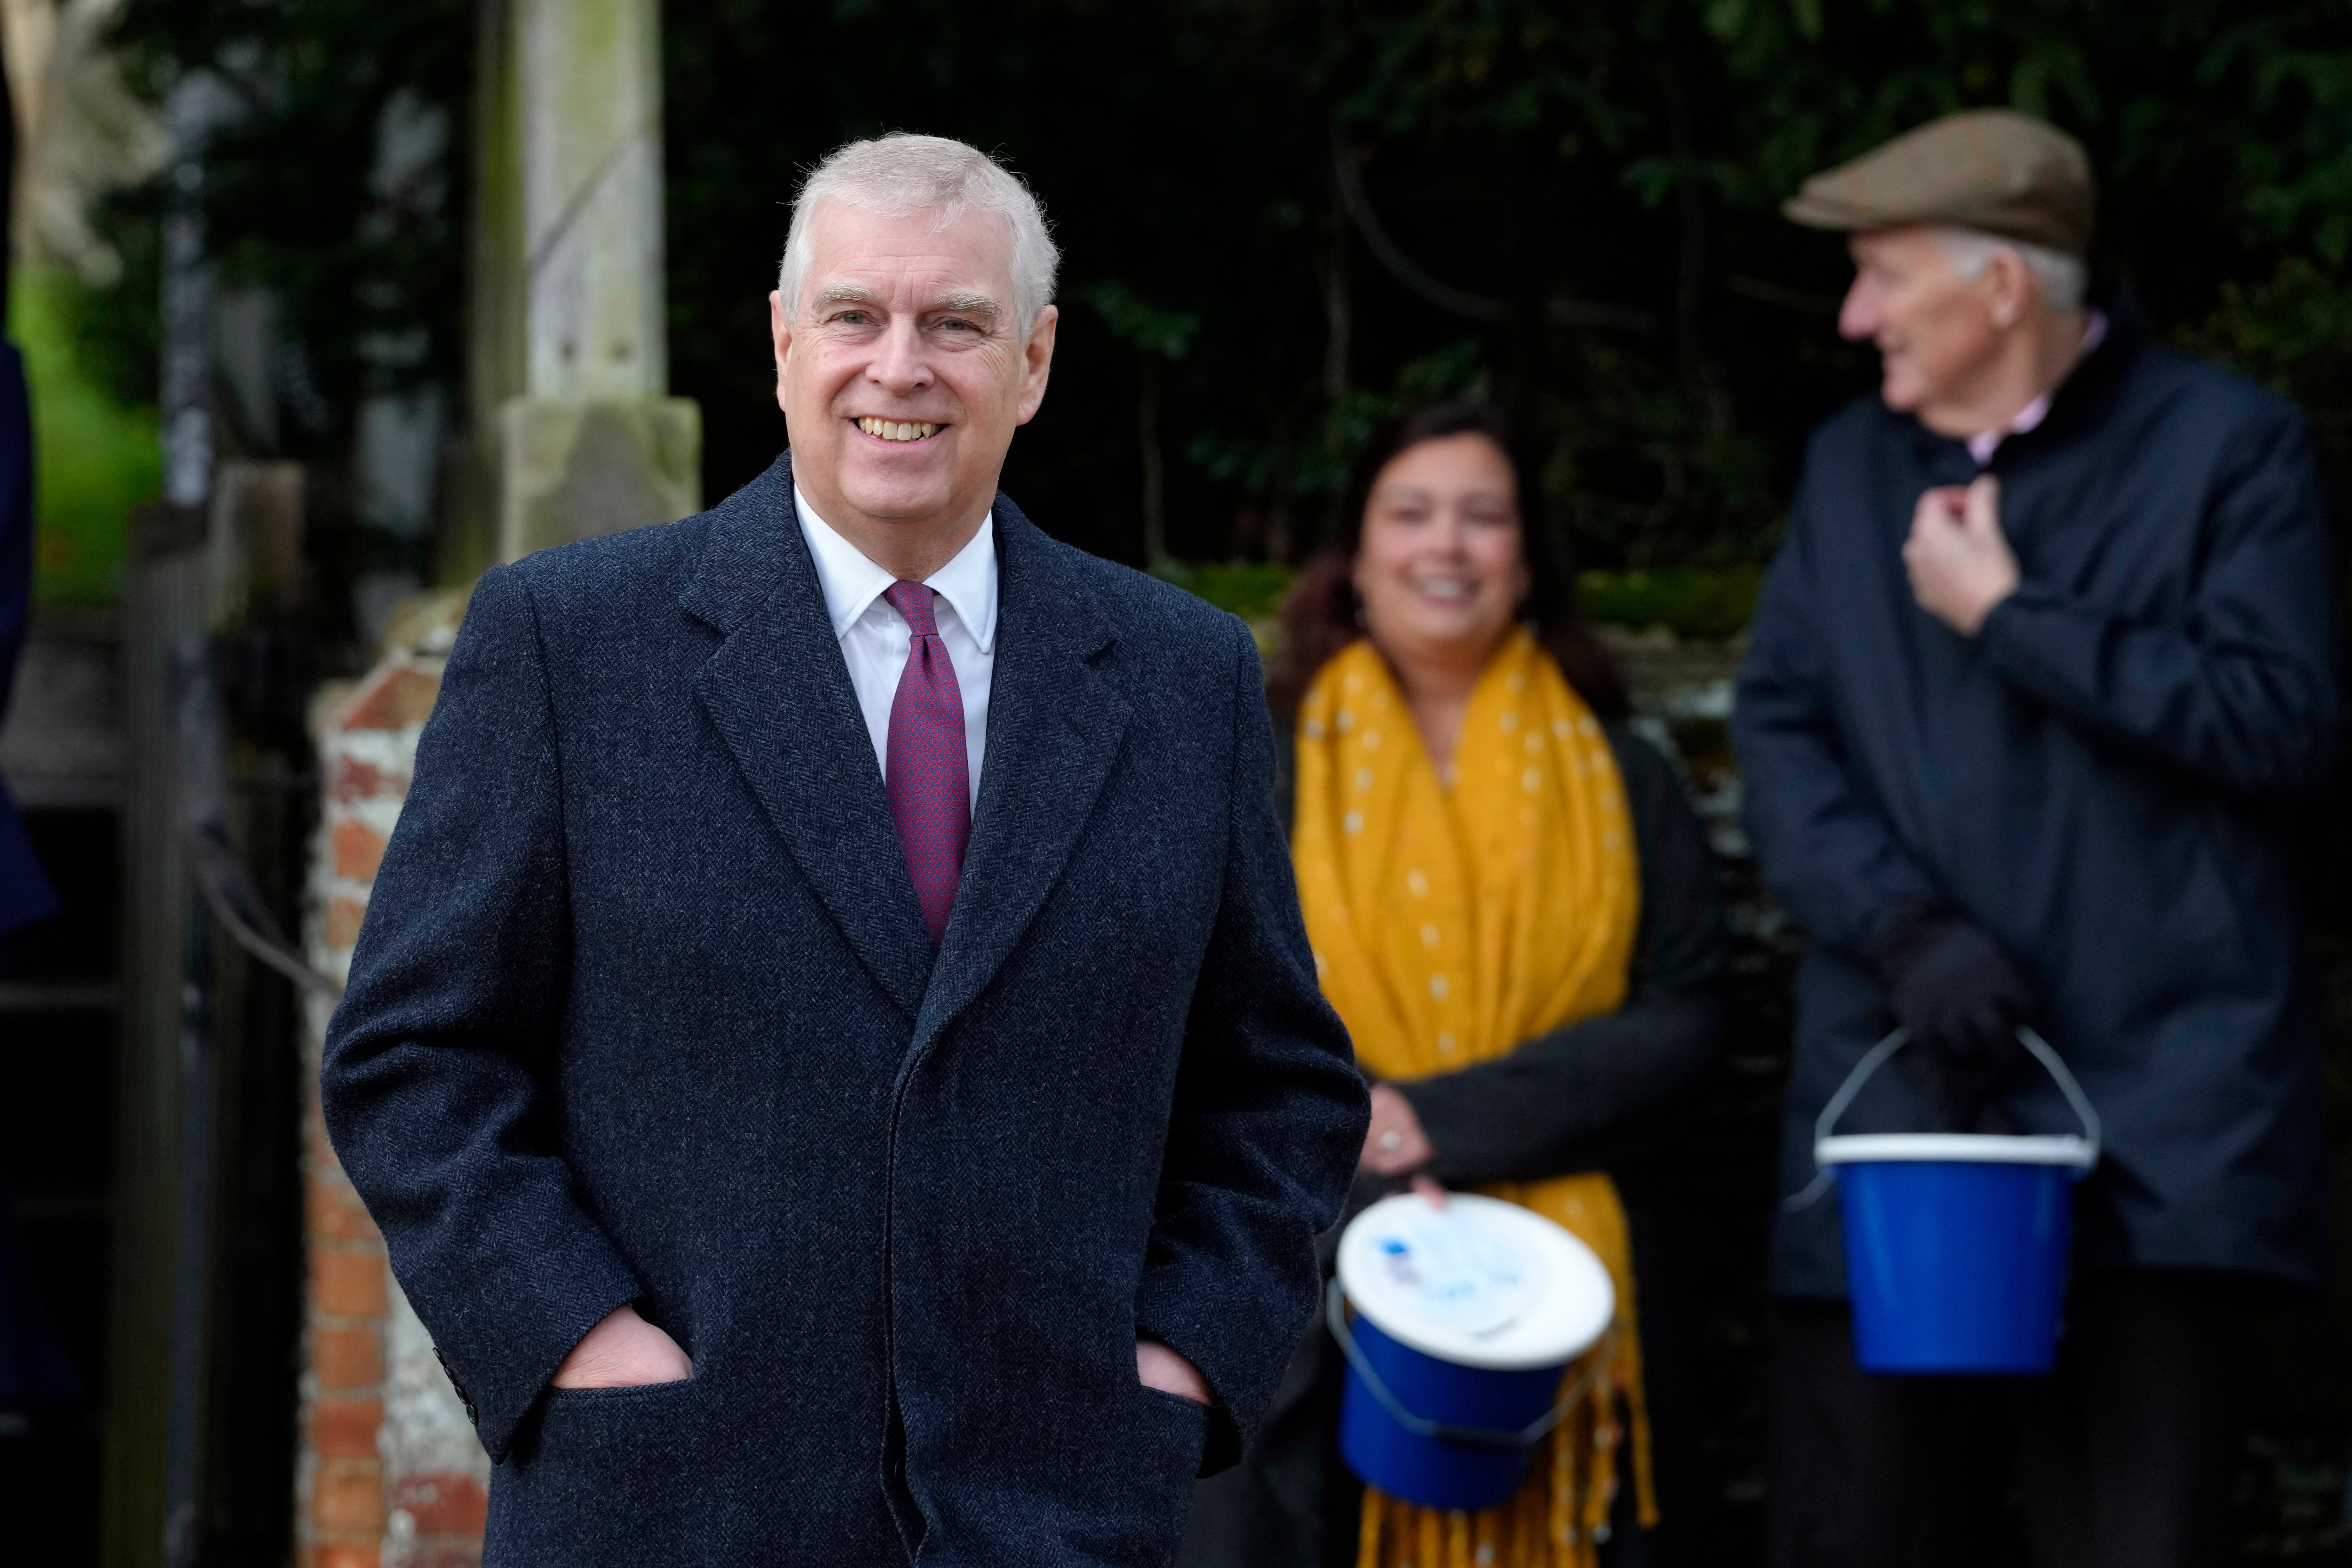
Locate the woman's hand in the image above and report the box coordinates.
[551,1303,694,1389]
[1361,1083,1436,1176]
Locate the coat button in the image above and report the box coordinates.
[435,1346,479,1423]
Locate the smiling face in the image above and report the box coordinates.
[771,201,1057,568]
[1351,432,1529,684]
[1839,227,2012,424]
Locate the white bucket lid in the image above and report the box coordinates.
[1816,1133,2097,1169]
[1336,1192,1615,1372]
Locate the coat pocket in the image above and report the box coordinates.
[1133,1385,1212,1478]
[1050,1384,1212,1567]
[485,1378,710,1567]
[1126,1385,1212,1542]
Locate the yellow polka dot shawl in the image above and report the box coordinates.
[1293,631,1656,1568]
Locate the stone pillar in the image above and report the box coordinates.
[515,0,665,402]
[458,0,697,576]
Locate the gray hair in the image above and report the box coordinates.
[778,134,1059,334]
[1935,227,2088,312]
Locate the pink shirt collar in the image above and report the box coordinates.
[1966,309,2109,465]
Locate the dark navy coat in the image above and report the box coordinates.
[321,453,1367,1566]
[0,340,57,938]
[1733,301,2340,1298]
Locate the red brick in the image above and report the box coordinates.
[313,1327,383,1390]
[339,664,442,732]
[312,1399,383,1460]
[331,755,409,805]
[306,1100,340,1168]
[325,893,368,950]
[314,1248,388,1317]
[393,1470,490,1536]
[331,819,388,882]
[308,1172,379,1244]
[313,1458,387,1531]
[403,1544,483,1568]
[315,1543,382,1568]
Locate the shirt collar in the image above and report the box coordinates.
[925,506,999,655]
[1967,308,2109,465]
[794,485,997,653]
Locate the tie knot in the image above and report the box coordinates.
[883,580,940,639]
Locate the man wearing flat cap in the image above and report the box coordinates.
[1734,109,2340,1567]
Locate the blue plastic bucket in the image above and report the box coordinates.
[1807,1028,2100,1375]
[1332,1193,1615,1512]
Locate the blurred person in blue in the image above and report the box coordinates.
[1736,109,2341,1568]
[0,335,54,947]
[0,334,72,1419]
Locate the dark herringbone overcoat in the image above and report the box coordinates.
[321,453,1367,1566]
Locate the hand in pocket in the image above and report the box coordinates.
[1135,1337,1211,1405]
[552,1303,693,1390]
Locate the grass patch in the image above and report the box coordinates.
[1155,559,1296,622]
[1578,567,1762,641]
[14,266,160,603]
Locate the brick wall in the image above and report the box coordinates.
[301,592,489,1568]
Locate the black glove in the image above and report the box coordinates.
[1876,911,2036,1126]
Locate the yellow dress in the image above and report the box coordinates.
[1291,630,1655,1568]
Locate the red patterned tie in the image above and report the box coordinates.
[882,581,970,947]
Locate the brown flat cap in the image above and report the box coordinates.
[1784,109,2093,256]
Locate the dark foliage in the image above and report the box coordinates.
[90,1,2352,583]
[110,0,471,440]
[662,0,2352,578]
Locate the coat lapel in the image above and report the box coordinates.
[916,500,1132,1044]
[681,453,935,1019]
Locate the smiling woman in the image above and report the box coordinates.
[1271,407,1625,726]
[1197,404,1727,1568]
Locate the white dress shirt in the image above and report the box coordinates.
[794,486,996,807]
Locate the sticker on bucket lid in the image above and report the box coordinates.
[1361,1202,1546,1339]
[1340,1194,1616,1369]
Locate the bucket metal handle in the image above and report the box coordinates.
[1324,1278,1612,1451]
[1782,1026,2101,1212]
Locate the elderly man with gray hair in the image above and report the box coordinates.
[320,134,1366,1566]
[1734,110,2339,1567]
